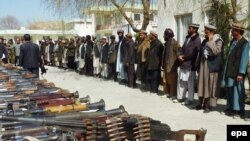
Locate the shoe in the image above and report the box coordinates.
[160,95,166,98]
[203,106,212,113]
[238,111,245,119]
[195,105,203,110]
[224,109,234,116]
[172,99,179,103]
[171,96,177,101]
[182,100,192,105]
[173,99,183,103]
[167,94,172,98]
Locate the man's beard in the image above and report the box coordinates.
[119,35,124,40]
[188,31,193,36]
[164,36,170,41]
[205,35,209,40]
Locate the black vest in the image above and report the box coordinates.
[207,39,224,72]
[196,39,223,72]
[226,37,248,78]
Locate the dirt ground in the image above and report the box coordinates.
[44,66,250,141]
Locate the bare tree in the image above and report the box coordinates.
[0,16,21,29]
[42,0,153,32]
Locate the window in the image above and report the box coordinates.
[115,13,122,25]
[175,14,192,44]
[150,13,154,21]
[134,13,141,21]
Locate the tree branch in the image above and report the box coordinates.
[141,0,150,31]
[231,0,237,22]
[110,0,141,32]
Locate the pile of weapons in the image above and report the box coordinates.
[0,63,207,141]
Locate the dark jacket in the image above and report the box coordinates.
[147,39,164,70]
[57,44,64,60]
[65,44,75,57]
[100,43,110,64]
[85,41,93,59]
[0,44,7,59]
[40,44,46,56]
[125,39,136,64]
[93,43,101,58]
[19,42,41,69]
[80,44,85,59]
[117,37,127,64]
[108,41,117,64]
[162,38,180,72]
[178,33,201,71]
[49,44,54,54]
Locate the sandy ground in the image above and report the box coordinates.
[43,66,250,141]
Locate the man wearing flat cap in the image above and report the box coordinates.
[146,31,164,93]
[137,30,151,91]
[222,23,250,118]
[108,35,117,81]
[92,38,101,77]
[100,36,110,79]
[14,38,21,66]
[176,23,201,105]
[124,33,136,88]
[196,25,223,112]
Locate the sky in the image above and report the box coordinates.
[0,0,64,26]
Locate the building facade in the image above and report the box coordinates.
[157,0,250,44]
[86,2,158,39]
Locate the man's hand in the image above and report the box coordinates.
[236,75,243,82]
[178,55,184,62]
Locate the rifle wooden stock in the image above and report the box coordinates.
[37,95,90,108]
[169,128,207,141]
[37,98,76,108]
[0,74,9,80]
[29,91,79,101]
[42,99,105,114]
[1,92,78,106]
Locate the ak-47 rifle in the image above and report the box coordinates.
[1,91,79,104]
[29,99,105,115]
[0,96,90,113]
[36,95,90,108]
[46,105,127,120]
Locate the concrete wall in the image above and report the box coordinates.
[157,0,250,44]
[157,0,206,44]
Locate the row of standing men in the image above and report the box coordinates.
[39,22,250,118]
[0,22,249,119]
